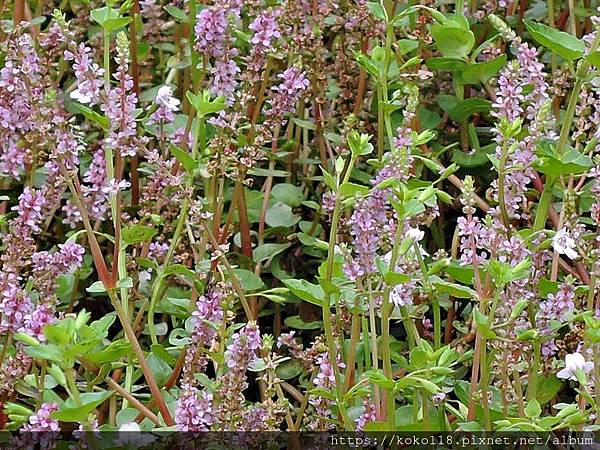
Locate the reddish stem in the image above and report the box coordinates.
[13,0,25,24]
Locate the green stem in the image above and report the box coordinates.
[147,113,204,345]
[528,339,541,402]
[532,176,554,232]
[594,344,600,424]
[534,32,600,230]
[498,139,511,232]
[413,242,439,349]
[377,87,385,160]
[421,389,429,429]
[321,157,357,430]
[65,367,94,431]
[381,294,395,428]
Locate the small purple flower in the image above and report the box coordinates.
[22,403,59,432]
[390,281,415,307]
[0,142,26,179]
[22,303,55,342]
[210,57,240,102]
[12,187,46,234]
[355,401,376,431]
[58,241,85,271]
[222,321,262,379]
[0,279,33,333]
[64,43,104,106]
[194,8,229,58]
[149,86,180,125]
[248,9,281,70]
[321,191,336,214]
[191,289,224,347]
[148,242,169,260]
[101,34,138,158]
[266,67,309,120]
[175,386,214,432]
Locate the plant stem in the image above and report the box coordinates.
[147,111,204,344]
[106,377,160,426]
[413,242,439,349]
[497,139,511,232]
[533,32,600,230]
[108,290,174,426]
[321,157,357,430]
[129,0,141,206]
[527,339,541,402]
[479,335,491,428]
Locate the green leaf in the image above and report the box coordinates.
[45,320,75,346]
[448,98,492,122]
[147,353,171,387]
[163,264,196,279]
[121,225,157,246]
[276,359,303,380]
[24,343,64,363]
[510,299,529,320]
[536,375,563,404]
[90,316,116,336]
[409,347,429,370]
[70,102,110,129]
[364,421,390,432]
[52,391,113,422]
[587,51,600,69]
[321,168,337,190]
[366,1,386,20]
[431,23,475,59]
[281,279,323,306]
[353,51,379,78]
[473,308,497,339]
[458,421,482,431]
[86,281,107,294]
[253,243,291,262]
[525,399,542,419]
[452,144,494,168]
[248,168,291,177]
[426,57,467,71]
[284,315,323,330]
[534,144,593,176]
[524,19,584,61]
[271,183,304,207]
[85,339,131,365]
[431,278,476,298]
[265,202,301,228]
[103,17,132,32]
[116,277,133,289]
[384,271,411,286]
[90,6,119,27]
[398,39,419,54]
[170,144,199,173]
[347,131,374,156]
[164,5,189,22]
[460,55,507,84]
[365,369,395,390]
[339,182,369,199]
[186,90,225,118]
[233,269,264,291]
[14,332,40,347]
[292,118,317,130]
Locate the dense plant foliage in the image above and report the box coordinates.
[3,0,600,434]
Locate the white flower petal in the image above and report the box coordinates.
[119,422,141,432]
[556,368,573,380]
